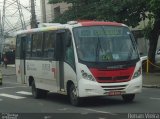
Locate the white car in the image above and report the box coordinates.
[155,48,160,63]
[140,48,160,64]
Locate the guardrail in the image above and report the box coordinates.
[143,59,160,73]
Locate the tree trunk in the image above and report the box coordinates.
[148,19,160,72]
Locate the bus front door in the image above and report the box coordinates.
[18,36,26,84]
[55,30,76,93]
[56,30,65,91]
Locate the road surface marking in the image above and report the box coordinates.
[150,97,160,100]
[57,108,68,111]
[3,82,20,85]
[16,91,32,95]
[0,86,27,90]
[0,93,26,99]
[84,108,117,115]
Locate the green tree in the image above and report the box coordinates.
[49,0,160,71]
[147,0,160,71]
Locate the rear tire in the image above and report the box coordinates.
[31,81,47,98]
[69,84,82,106]
[122,94,135,102]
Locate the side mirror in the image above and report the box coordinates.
[140,56,147,62]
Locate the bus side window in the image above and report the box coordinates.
[31,33,43,58]
[43,32,55,59]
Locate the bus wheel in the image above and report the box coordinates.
[122,94,135,102]
[31,81,41,99]
[69,84,81,106]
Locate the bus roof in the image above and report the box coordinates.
[16,21,127,35]
[66,20,126,27]
[78,21,124,27]
[16,26,65,35]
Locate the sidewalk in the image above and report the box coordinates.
[143,72,160,88]
[0,65,16,76]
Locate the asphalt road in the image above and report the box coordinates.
[0,75,160,119]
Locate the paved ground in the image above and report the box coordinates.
[1,66,16,76]
[0,65,160,88]
[143,72,160,88]
[0,65,160,119]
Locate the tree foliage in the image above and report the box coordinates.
[49,0,148,27]
[49,0,160,71]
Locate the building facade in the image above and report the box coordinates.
[40,0,71,23]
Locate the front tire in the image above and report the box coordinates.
[122,94,135,102]
[69,84,82,106]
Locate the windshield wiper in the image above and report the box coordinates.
[96,36,102,62]
[95,26,105,62]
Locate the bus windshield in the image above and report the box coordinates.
[73,26,139,62]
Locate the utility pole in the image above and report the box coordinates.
[0,10,2,38]
[2,0,26,33]
[0,10,3,54]
[30,0,38,28]
[1,0,27,54]
[16,0,26,30]
[40,0,46,23]
[1,0,6,55]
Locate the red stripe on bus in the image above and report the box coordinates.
[79,21,123,26]
[89,67,135,83]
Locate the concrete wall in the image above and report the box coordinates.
[137,38,148,55]
[40,0,71,23]
[136,36,160,56]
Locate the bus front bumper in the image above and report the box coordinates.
[78,76,142,97]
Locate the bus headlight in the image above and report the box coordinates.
[133,67,141,79]
[81,70,96,81]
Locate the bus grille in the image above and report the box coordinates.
[101,84,128,92]
[97,76,130,83]
[89,67,135,83]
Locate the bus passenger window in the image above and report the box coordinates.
[43,32,55,59]
[31,33,43,58]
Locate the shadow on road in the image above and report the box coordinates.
[44,93,137,107]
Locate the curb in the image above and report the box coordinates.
[143,85,160,88]
[5,64,15,66]
[2,74,16,76]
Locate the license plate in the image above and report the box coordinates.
[108,91,124,96]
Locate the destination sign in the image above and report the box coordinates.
[80,27,124,37]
